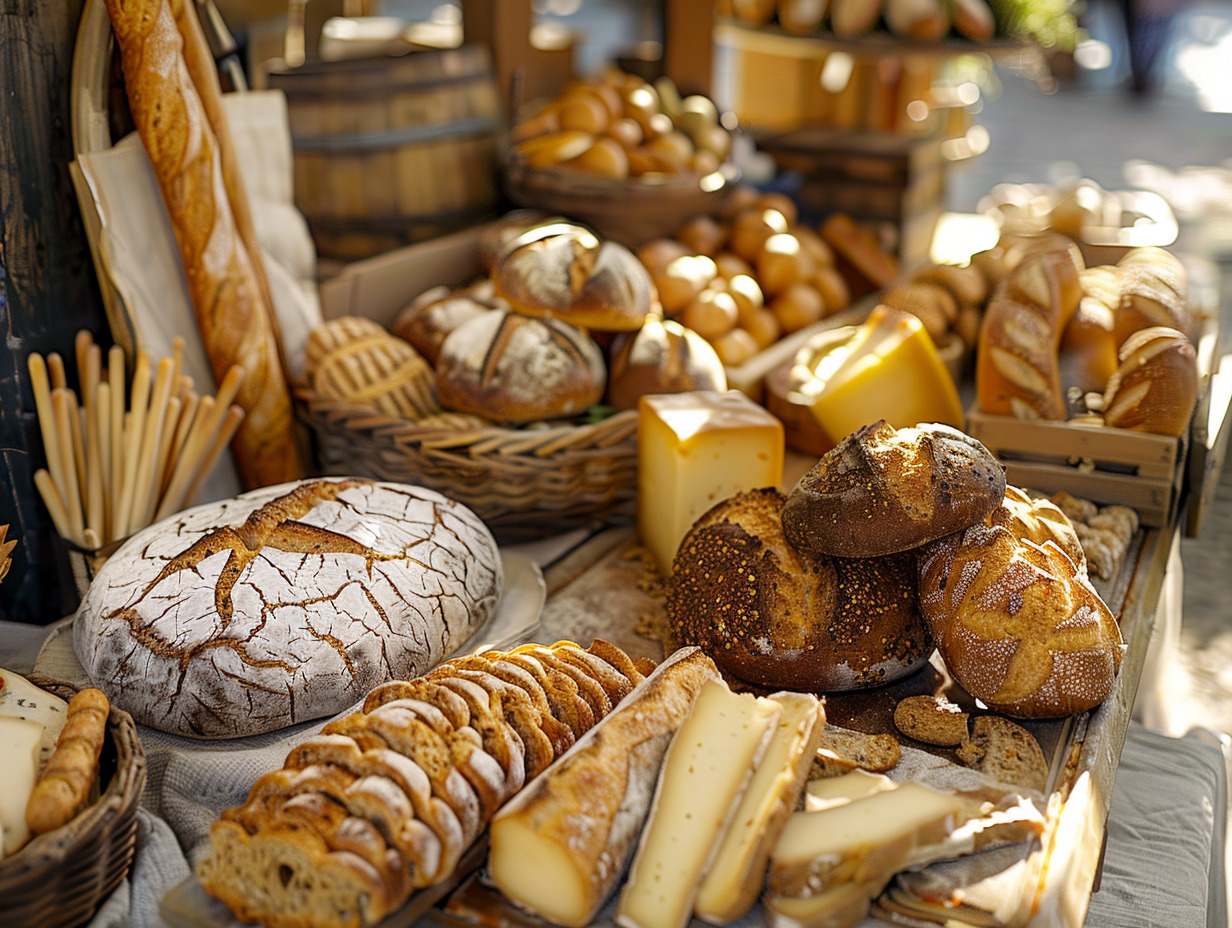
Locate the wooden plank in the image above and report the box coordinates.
[1001,462,1175,528]
[0,0,111,624]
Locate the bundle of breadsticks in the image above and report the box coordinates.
[29,330,246,551]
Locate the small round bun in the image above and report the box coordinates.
[606,318,727,411]
[919,521,1123,718]
[666,488,934,692]
[493,220,658,332]
[392,294,492,365]
[782,420,1007,559]
[436,310,606,424]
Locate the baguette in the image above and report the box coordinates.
[488,648,720,928]
[25,688,110,835]
[104,0,303,489]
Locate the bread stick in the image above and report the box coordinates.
[26,688,110,835]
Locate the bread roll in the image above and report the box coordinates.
[976,248,1082,420]
[1101,325,1198,436]
[392,294,492,366]
[666,488,934,692]
[884,0,949,40]
[918,521,1123,718]
[989,486,1086,571]
[494,221,658,331]
[477,210,554,274]
[1059,293,1118,394]
[1113,246,1190,345]
[819,213,900,297]
[104,0,303,489]
[606,318,727,411]
[781,420,1007,559]
[436,310,606,424]
[829,0,885,36]
[73,478,503,738]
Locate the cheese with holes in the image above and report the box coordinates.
[803,769,897,812]
[0,715,43,857]
[694,692,824,925]
[768,781,966,898]
[637,390,784,575]
[764,880,879,928]
[615,679,781,928]
[792,306,962,451]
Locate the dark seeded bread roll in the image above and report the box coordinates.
[666,488,934,692]
[781,420,1007,559]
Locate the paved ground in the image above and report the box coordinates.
[954,2,1232,735]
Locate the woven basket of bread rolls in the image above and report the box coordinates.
[0,675,146,928]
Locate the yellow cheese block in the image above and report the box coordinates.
[0,715,43,858]
[768,781,967,898]
[694,691,824,925]
[616,679,781,928]
[637,390,784,575]
[791,306,963,451]
[764,880,879,928]
[802,769,897,812]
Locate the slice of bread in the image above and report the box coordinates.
[961,716,1048,793]
[810,727,902,777]
[893,695,970,747]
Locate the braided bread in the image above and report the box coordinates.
[918,521,1123,719]
[198,639,650,928]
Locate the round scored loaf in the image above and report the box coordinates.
[436,309,606,424]
[72,478,504,738]
[918,521,1124,718]
[666,488,934,692]
[493,220,659,332]
[782,420,1007,559]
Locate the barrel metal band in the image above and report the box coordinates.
[291,116,501,153]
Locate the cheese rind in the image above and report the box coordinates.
[0,668,68,767]
[764,880,878,928]
[694,691,824,925]
[487,648,719,928]
[769,781,967,898]
[0,715,43,857]
[637,390,784,575]
[793,306,962,450]
[615,679,781,928]
[802,769,897,812]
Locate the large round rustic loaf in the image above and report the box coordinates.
[72,478,503,738]
[666,488,934,691]
[918,521,1123,718]
[781,419,1007,559]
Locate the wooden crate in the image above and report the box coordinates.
[965,409,1186,528]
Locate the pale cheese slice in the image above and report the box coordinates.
[0,715,43,857]
[0,668,68,768]
[769,781,967,898]
[764,880,879,928]
[615,679,781,928]
[694,692,824,925]
[803,769,897,812]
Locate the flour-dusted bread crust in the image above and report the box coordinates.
[72,478,503,738]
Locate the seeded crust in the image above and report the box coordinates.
[810,727,902,777]
[782,420,1007,559]
[892,695,970,747]
[666,488,933,692]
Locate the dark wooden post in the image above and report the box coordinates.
[1,0,110,623]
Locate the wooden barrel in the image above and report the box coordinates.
[267,44,503,260]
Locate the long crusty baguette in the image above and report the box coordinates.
[488,648,720,928]
[104,0,304,489]
[25,688,110,835]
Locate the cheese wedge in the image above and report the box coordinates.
[0,668,68,767]
[615,679,781,928]
[0,715,43,857]
[694,692,824,925]
[637,390,784,575]
[768,781,967,898]
[488,648,719,928]
[764,880,879,928]
[792,306,962,451]
[803,769,898,812]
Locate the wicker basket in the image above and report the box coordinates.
[0,675,147,928]
[296,387,640,541]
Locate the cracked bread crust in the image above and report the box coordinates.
[73,478,503,739]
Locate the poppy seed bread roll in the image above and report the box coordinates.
[781,420,1007,559]
[666,488,934,692]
